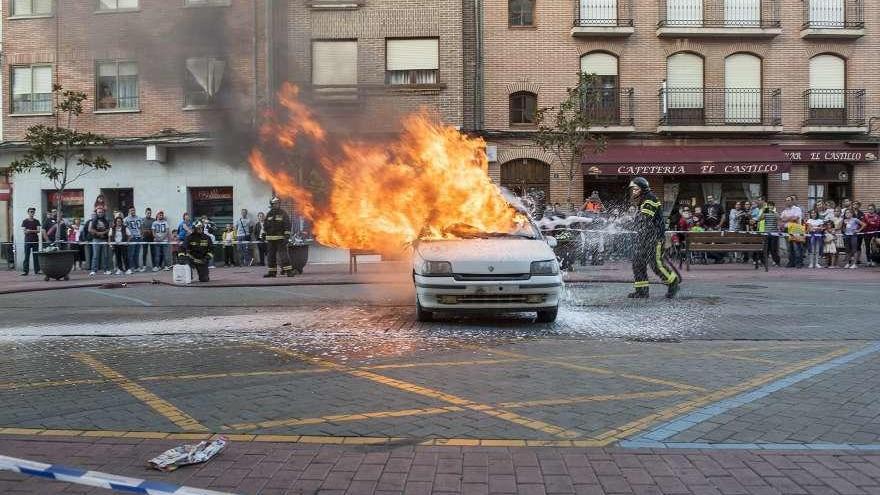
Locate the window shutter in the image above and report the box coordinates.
[312,40,358,85]
[98,62,117,78]
[809,54,845,108]
[809,0,844,25]
[33,66,53,94]
[119,62,138,77]
[725,54,760,88]
[666,0,702,23]
[386,39,439,71]
[725,54,761,122]
[580,52,618,76]
[579,0,618,24]
[667,53,703,87]
[13,68,32,95]
[724,0,760,25]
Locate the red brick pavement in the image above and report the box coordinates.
[2,436,880,494]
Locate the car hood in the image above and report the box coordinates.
[415,238,556,275]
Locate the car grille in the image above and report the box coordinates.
[452,273,530,281]
[439,294,547,305]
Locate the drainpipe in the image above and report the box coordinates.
[266,0,276,111]
[252,0,259,128]
[474,0,484,132]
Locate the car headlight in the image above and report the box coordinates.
[420,260,452,275]
[530,260,559,275]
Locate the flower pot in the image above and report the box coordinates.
[36,250,76,281]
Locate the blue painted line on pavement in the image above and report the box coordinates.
[0,455,237,494]
[625,342,880,447]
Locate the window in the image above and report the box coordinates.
[808,54,846,124]
[808,0,844,27]
[385,39,439,85]
[665,52,704,124]
[184,57,227,107]
[724,0,760,26]
[509,0,534,26]
[666,0,702,25]
[96,61,139,111]
[12,0,53,16]
[12,65,53,114]
[580,0,618,25]
[581,52,620,124]
[312,40,358,86]
[97,0,138,10]
[509,92,537,125]
[724,53,761,123]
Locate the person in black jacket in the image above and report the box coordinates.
[263,197,293,277]
[184,221,214,282]
[628,177,681,299]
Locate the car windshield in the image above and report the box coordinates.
[440,222,539,240]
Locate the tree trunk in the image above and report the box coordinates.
[55,187,65,244]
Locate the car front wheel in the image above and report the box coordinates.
[536,305,558,323]
[416,296,433,322]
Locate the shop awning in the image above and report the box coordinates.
[582,145,792,176]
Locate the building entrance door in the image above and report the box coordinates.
[100,188,134,216]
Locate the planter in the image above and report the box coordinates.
[288,243,310,274]
[36,250,76,281]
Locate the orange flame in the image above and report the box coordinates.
[250,83,525,253]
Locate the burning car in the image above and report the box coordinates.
[413,221,562,323]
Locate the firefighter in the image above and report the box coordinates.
[184,221,214,282]
[264,196,294,277]
[628,177,681,299]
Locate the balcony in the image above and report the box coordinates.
[801,0,864,38]
[658,88,783,133]
[571,0,634,37]
[802,89,867,133]
[581,87,635,132]
[657,0,782,38]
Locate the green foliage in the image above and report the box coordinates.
[534,72,607,207]
[8,86,111,243]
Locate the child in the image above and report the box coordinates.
[786,219,806,268]
[805,210,825,268]
[108,216,129,275]
[222,224,237,267]
[823,220,838,268]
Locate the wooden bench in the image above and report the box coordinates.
[684,232,768,272]
[349,249,380,273]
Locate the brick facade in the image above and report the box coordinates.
[283,0,466,134]
[481,0,880,209]
[1,0,265,141]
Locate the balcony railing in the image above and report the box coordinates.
[658,0,780,28]
[574,0,633,27]
[803,89,865,127]
[659,88,782,127]
[12,94,53,114]
[802,0,863,29]
[581,87,634,127]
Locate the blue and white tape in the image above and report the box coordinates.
[0,455,238,495]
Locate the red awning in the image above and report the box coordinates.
[582,145,792,176]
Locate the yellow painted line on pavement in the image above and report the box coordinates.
[485,348,707,393]
[72,353,207,432]
[226,406,465,431]
[497,390,693,409]
[593,345,854,444]
[266,346,584,439]
[365,358,523,370]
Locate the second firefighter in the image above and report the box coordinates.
[264,196,294,277]
[628,177,681,299]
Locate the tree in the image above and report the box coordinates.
[533,72,607,210]
[9,86,111,244]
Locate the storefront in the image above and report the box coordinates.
[43,189,85,219]
[582,145,791,212]
[781,146,879,209]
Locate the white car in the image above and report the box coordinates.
[412,221,563,323]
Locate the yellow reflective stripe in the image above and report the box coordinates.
[633,281,650,288]
[655,242,677,284]
[266,235,285,240]
[642,199,661,208]
[641,209,656,216]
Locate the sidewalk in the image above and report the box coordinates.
[0,259,876,294]
[2,434,880,495]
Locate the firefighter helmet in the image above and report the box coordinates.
[628,177,650,193]
[269,196,281,207]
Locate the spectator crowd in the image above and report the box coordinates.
[16,193,301,277]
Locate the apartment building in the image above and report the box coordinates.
[481,0,880,212]
[280,0,468,135]
[1,0,274,263]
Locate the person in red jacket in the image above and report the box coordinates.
[863,203,880,267]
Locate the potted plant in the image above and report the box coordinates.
[9,87,110,281]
